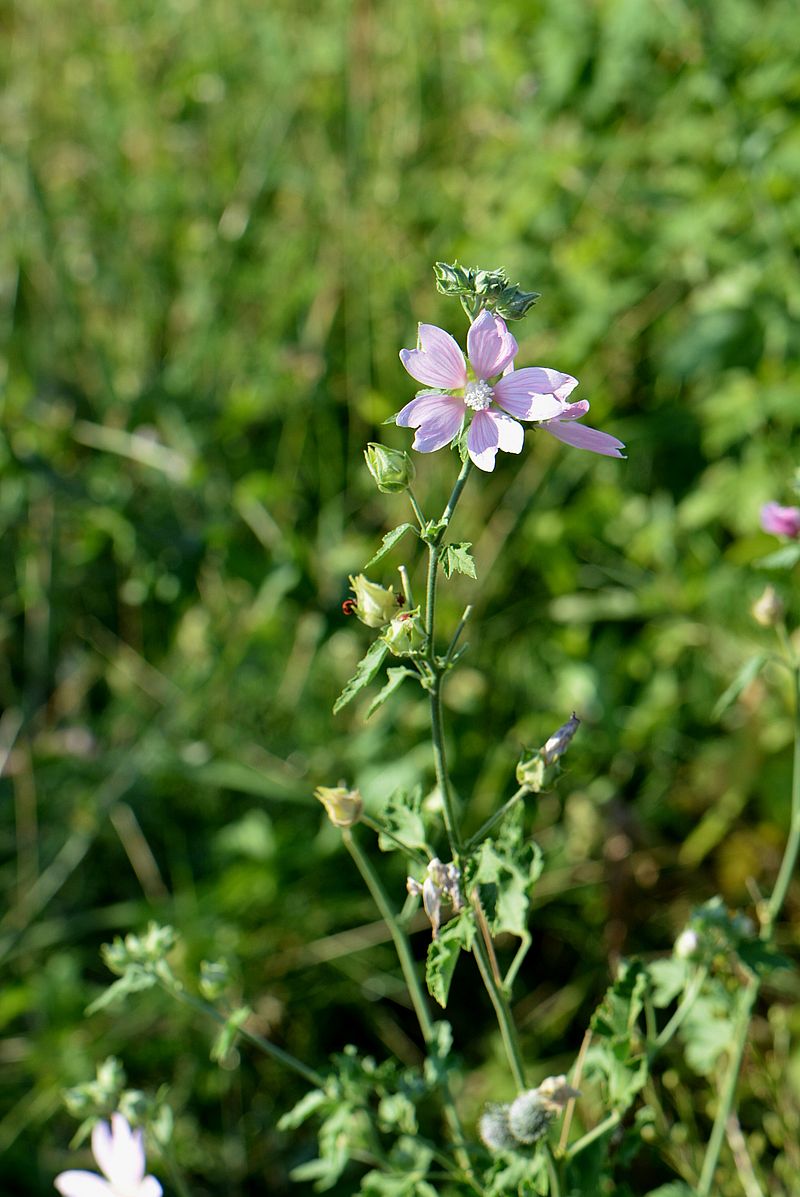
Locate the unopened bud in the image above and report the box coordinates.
[364,443,415,494]
[314,784,363,828]
[541,712,580,766]
[382,608,427,656]
[516,749,546,792]
[674,929,699,959]
[348,575,399,628]
[479,1103,516,1152]
[751,585,784,628]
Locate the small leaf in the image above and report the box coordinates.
[365,523,417,568]
[211,1005,252,1063]
[439,542,476,580]
[278,1088,328,1130]
[712,654,767,720]
[377,786,429,854]
[649,957,689,1009]
[425,911,475,1008]
[755,543,800,569]
[333,641,388,714]
[366,667,416,718]
[85,966,156,1014]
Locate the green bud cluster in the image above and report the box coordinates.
[434,261,540,322]
[63,1057,126,1118]
[102,922,177,975]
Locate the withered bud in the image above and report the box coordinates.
[314,785,363,828]
[751,585,784,628]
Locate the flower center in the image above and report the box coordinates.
[464,380,493,411]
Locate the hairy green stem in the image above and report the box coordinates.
[159,981,323,1088]
[471,902,527,1092]
[766,661,800,927]
[566,1110,621,1161]
[408,489,426,529]
[342,830,474,1179]
[697,980,758,1196]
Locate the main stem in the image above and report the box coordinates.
[698,654,800,1195]
[425,458,473,859]
[423,457,528,1092]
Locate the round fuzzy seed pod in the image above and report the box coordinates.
[508,1090,554,1145]
[478,1103,516,1153]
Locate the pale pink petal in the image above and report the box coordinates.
[488,409,524,454]
[399,324,467,389]
[545,418,626,458]
[397,391,465,452]
[467,411,499,472]
[92,1115,145,1188]
[556,399,590,421]
[761,502,800,538]
[139,1178,163,1197]
[54,1172,115,1197]
[493,368,576,421]
[466,310,518,380]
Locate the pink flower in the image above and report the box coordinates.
[542,400,626,459]
[761,502,800,539]
[54,1114,162,1197]
[396,310,578,472]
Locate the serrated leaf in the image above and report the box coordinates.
[591,959,649,1041]
[649,957,689,1008]
[365,523,417,568]
[278,1088,328,1131]
[333,641,388,714]
[712,653,767,720]
[377,786,429,854]
[425,910,475,1008]
[474,838,541,937]
[755,543,800,569]
[366,667,415,718]
[680,995,734,1075]
[439,541,476,580]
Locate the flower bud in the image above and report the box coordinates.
[751,585,784,628]
[541,712,580,766]
[347,575,399,628]
[761,502,800,539]
[516,749,546,792]
[507,1091,554,1145]
[382,607,427,656]
[314,784,363,828]
[200,958,232,1001]
[364,442,415,494]
[674,928,700,959]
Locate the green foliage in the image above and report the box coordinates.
[333,641,389,714]
[439,542,477,581]
[425,911,475,1009]
[365,524,419,569]
[377,787,430,855]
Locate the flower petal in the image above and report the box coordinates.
[493,368,577,420]
[399,324,467,389]
[139,1178,164,1197]
[761,502,800,539]
[54,1172,115,1197]
[466,310,517,380]
[555,399,590,421]
[544,417,626,458]
[92,1115,145,1189]
[467,409,523,471]
[396,391,465,453]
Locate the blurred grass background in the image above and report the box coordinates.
[2,0,800,1192]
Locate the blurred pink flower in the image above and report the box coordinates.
[543,400,626,459]
[396,310,577,472]
[54,1114,162,1197]
[761,502,800,539]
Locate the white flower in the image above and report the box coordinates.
[55,1113,162,1197]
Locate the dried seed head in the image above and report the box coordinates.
[479,1103,516,1152]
